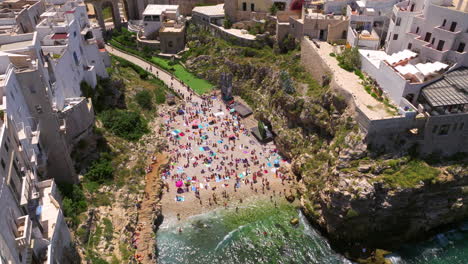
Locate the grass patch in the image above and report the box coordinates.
[377,160,440,188]
[110,29,213,95]
[150,57,213,94]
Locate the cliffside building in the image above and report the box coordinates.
[385,0,468,66]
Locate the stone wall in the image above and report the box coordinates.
[300,38,468,155]
[191,21,263,48]
[59,98,95,148]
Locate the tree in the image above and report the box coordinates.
[280,70,295,94]
[85,157,114,183]
[99,110,148,141]
[269,4,279,15]
[135,90,153,110]
[337,47,361,71]
[258,121,267,139]
[223,19,233,29]
[280,34,296,53]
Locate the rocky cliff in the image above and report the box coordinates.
[183,25,468,260]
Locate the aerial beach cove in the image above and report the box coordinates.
[134,64,468,264]
[104,41,468,263]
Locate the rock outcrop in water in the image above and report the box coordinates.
[184,25,468,260]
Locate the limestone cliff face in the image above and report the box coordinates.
[184,44,468,256]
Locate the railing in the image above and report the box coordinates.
[15,215,32,249]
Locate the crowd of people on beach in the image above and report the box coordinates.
[158,93,291,213]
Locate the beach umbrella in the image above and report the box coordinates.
[176,180,183,187]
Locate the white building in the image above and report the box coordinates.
[0,52,75,263]
[142,4,180,38]
[385,0,468,66]
[346,0,399,49]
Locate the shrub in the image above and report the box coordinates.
[280,70,295,94]
[223,19,232,29]
[269,4,279,15]
[280,34,296,53]
[337,47,361,72]
[59,183,88,226]
[99,109,148,141]
[258,121,266,139]
[154,88,166,104]
[135,90,153,110]
[80,81,94,98]
[346,208,359,218]
[329,52,336,57]
[85,155,114,183]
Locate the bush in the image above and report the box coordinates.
[269,4,279,15]
[329,52,336,57]
[99,109,148,141]
[336,47,361,72]
[258,121,266,139]
[280,70,295,94]
[135,90,153,110]
[223,19,232,29]
[80,81,94,98]
[346,209,359,218]
[154,87,166,104]
[59,183,88,226]
[85,155,114,183]
[280,34,296,53]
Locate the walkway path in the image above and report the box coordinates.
[303,38,395,120]
[106,45,196,101]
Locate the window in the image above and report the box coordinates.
[408,43,412,49]
[442,19,446,27]
[1,159,5,170]
[436,40,445,51]
[410,3,415,11]
[424,32,431,42]
[35,105,43,114]
[457,42,465,53]
[449,21,457,32]
[73,51,79,66]
[73,31,77,38]
[416,27,419,34]
[242,2,247,11]
[431,38,435,45]
[168,41,173,48]
[4,142,8,153]
[438,124,450,135]
[393,34,399,40]
[251,3,255,11]
[396,17,401,26]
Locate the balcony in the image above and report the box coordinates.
[422,44,449,62]
[434,25,461,38]
[15,215,32,249]
[19,172,33,206]
[16,121,40,145]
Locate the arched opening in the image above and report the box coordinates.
[121,0,130,21]
[101,1,117,30]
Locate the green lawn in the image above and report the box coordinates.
[379,160,441,188]
[150,56,213,95]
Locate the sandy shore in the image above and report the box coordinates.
[157,91,294,224]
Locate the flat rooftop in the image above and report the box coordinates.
[421,67,468,107]
[0,40,31,51]
[192,4,224,17]
[143,4,179,16]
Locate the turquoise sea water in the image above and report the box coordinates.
[157,200,468,264]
